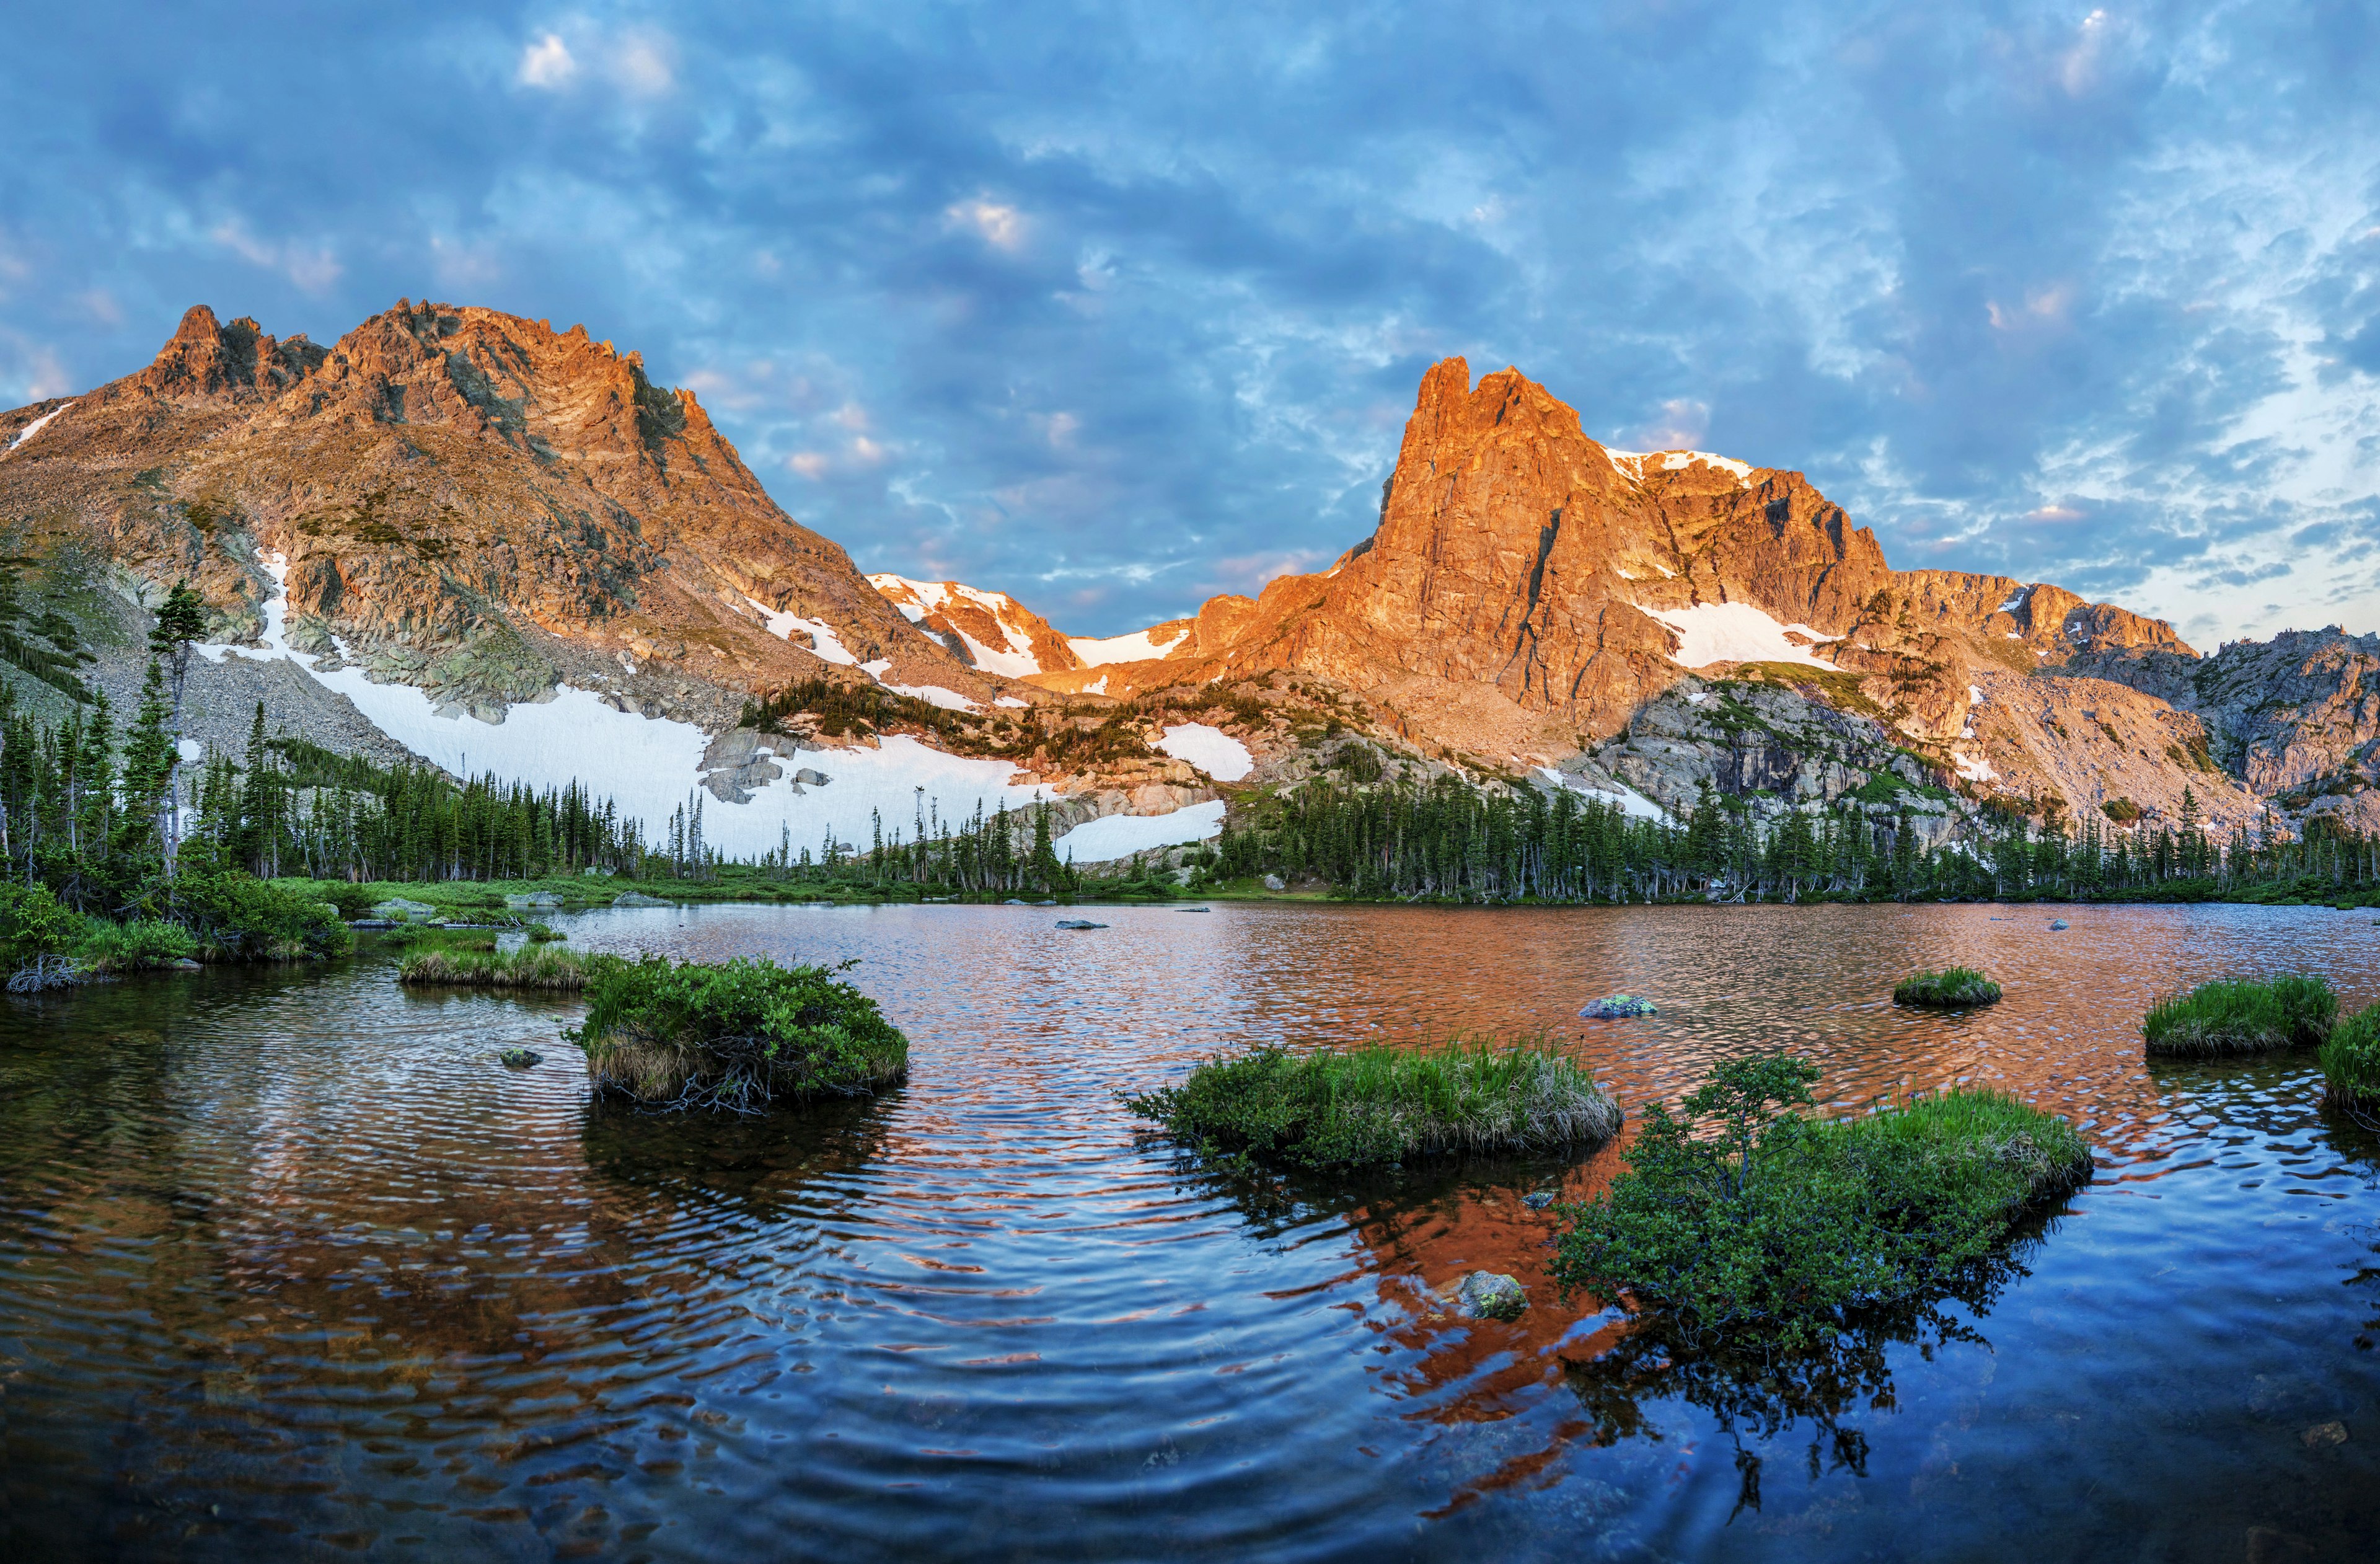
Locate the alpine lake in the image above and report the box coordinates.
[6,901,2379,1562]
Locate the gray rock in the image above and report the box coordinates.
[1176,906,1210,912]
[504,891,562,909]
[2048,917,2070,930]
[795,768,829,787]
[1261,873,1285,891]
[612,891,672,908]
[1522,1191,1556,1210]
[1055,919,1108,930]
[1456,1271,1527,1322]
[1580,994,1656,1018]
[349,918,397,930]
[499,1048,543,1068]
[371,897,438,921]
[1003,898,1030,906]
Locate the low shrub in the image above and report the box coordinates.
[1552,1056,2089,1351]
[400,945,618,991]
[568,956,909,1111]
[1,881,82,991]
[1124,1038,1623,1170]
[175,872,353,963]
[2319,1004,2380,1113]
[2143,975,2337,1058]
[75,917,198,974]
[1893,967,2001,1007]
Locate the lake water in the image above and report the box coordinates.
[6,902,2380,1561]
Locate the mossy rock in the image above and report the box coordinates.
[1581,994,1657,1019]
[1893,968,2002,1008]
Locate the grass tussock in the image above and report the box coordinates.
[1893,966,2001,1008]
[399,944,619,991]
[2319,1004,2380,1112]
[2143,975,2337,1058]
[569,957,909,1112]
[1125,1037,1623,1170]
[1553,1056,2089,1350]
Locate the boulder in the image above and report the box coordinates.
[371,898,438,921]
[795,768,830,787]
[1456,1271,1527,1322]
[1522,1191,1556,1210]
[1261,873,1285,891]
[1580,994,1657,1019]
[504,891,562,909]
[499,1048,543,1068]
[1055,919,1109,930]
[2048,918,2070,930]
[612,891,672,908]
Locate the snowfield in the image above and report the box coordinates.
[1537,767,1669,820]
[1155,723,1253,782]
[866,575,1044,678]
[5,401,74,453]
[1603,447,1754,485]
[1052,799,1225,862]
[1067,627,1189,665]
[1641,603,1838,669]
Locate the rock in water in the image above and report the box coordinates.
[1457,1271,1528,1322]
[2049,917,2070,930]
[612,891,671,908]
[1580,994,1656,1018]
[1055,919,1109,930]
[505,891,563,909]
[500,1048,543,1067]
[1522,1191,1556,1210]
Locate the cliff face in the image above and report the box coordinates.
[0,302,1007,727]
[869,575,1080,678]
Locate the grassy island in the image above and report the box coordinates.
[399,942,617,991]
[1553,1056,2089,1350]
[1124,1039,1623,1171]
[1893,967,2002,1007]
[2142,975,2337,1058]
[2319,1005,2380,1113]
[568,955,909,1111]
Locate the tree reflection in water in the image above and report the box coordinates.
[1563,1235,2042,1518]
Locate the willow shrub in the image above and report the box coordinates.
[1124,1038,1623,1171]
[568,956,909,1111]
[75,917,197,973]
[1892,967,2001,1007]
[176,872,353,963]
[1552,1056,2089,1351]
[2319,1004,2380,1111]
[2142,975,2337,1058]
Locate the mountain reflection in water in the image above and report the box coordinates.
[5,901,2380,1561]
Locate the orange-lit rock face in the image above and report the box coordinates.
[0,301,990,712]
[869,575,1081,677]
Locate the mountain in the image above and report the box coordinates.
[0,302,1228,861]
[1003,358,2374,837]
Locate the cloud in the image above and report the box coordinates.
[1626,398,1711,451]
[208,220,342,293]
[945,198,1025,252]
[518,32,575,88]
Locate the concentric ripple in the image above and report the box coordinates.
[5,902,2380,1561]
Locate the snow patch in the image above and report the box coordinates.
[5,402,74,452]
[1997,585,2032,615]
[1083,673,1109,696]
[886,683,978,712]
[994,696,1029,709]
[1967,684,1985,705]
[1952,751,1997,784]
[1537,767,1668,821]
[1068,627,1189,666]
[1660,449,1753,481]
[1052,800,1225,862]
[1155,723,1253,782]
[1685,692,1711,706]
[1641,603,1838,669]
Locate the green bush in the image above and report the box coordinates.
[175,872,353,963]
[1124,1038,1623,1170]
[1893,967,2001,1007]
[1,881,83,989]
[2319,1004,2380,1111]
[1551,1056,2089,1351]
[74,917,198,973]
[567,957,909,1111]
[302,880,376,920]
[2142,975,2337,1058]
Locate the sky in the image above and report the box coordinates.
[3,3,2378,647]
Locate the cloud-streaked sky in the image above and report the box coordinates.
[4,2,2378,645]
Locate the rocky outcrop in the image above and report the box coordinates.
[870,574,1080,676]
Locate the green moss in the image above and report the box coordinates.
[2143,975,2337,1058]
[1551,1056,2088,1350]
[1893,967,2002,1007]
[1125,1037,1623,1170]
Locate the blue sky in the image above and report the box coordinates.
[4,2,2378,645]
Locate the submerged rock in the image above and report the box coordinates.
[500,1048,543,1067]
[1055,919,1109,930]
[1457,1271,1528,1322]
[1177,906,1210,913]
[1580,994,1656,1019]
[612,891,671,908]
[2049,917,2070,930]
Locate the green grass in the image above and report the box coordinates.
[2142,975,2337,1058]
[2319,1004,2380,1111]
[72,917,197,974]
[1551,1056,2089,1350]
[1893,966,2001,1007]
[568,957,909,1111]
[398,943,619,991]
[1124,1038,1624,1170]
